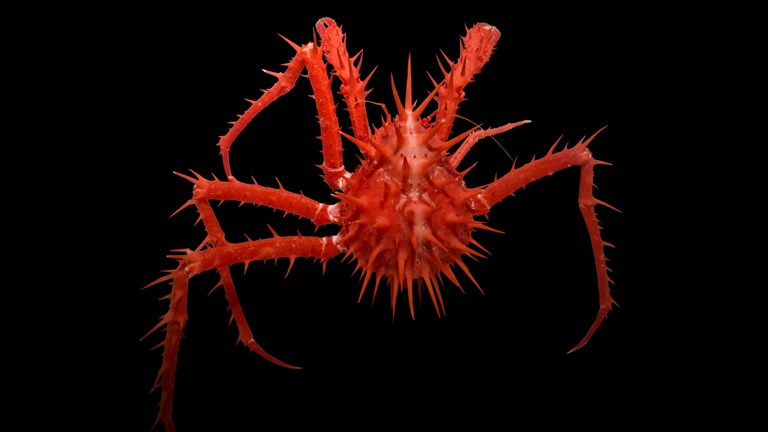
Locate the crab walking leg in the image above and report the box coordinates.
[447,121,531,169]
[145,234,342,431]
[433,23,502,141]
[147,170,341,430]
[281,33,349,191]
[479,127,618,352]
[176,235,343,278]
[173,171,336,226]
[315,17,373,142]
[216,20,357,185]
[144,267,187,432]
[217,55,306,179]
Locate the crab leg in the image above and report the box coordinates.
[280,28,350,191]
[447,121,531,169]
[216,20,353,190]
[146,230,342,431]
[433,23,502,141]
[146,170,342,430]
[315,17,374,143]
[217,55,306,179]
[478,128,618,353]
[172,171,336,227]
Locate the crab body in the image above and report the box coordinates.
[334,101,494,316]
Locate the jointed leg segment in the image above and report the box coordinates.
[217,18,373,191]
[145,173,342,431]
[479,127,618,352]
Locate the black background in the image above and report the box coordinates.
[64,6,735,431]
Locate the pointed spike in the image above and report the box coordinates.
[423,275,441,317]
[409,233,419,254]
[143,273,175,290]
[266,224,279,237]
[469,221,505,234]
[447,68,455,90]
[439,50,453,75]
[424,153,444,169]
[368,244,385,267]
[424,232,448,251]
[141,318,167,341]
[333,192,367,208]
[346,51,361,79]
[278,33,302,52]
[435,53,447,77]
[339,130,378,158]
[401,155,412,184]
[433,274,447,315]
[455,259,483,293]
[405,54,413,110]
[391,276,399,321]
[421,122,443,147]
[169,199,196,219]
[390,74,406,118]
[349,48,362,64]
[449,237,485,258]
[284,257,296,278]
[469,238,491,255]
[359,269,373,302]
[397,246,408,289]
[372,273,383,304]
[361,69,377,91]
[547,136,564,156]
[262,69,282,79]
[173,171,199,184]
[341,249,354,264]
[413,82,442,119]
[457,161,479,178]
[433,126,479,152]
[406,277,415,319]
[208,280,224,296]
[580,125,608,148]
[440,261,461,289]
[595,198,622,213]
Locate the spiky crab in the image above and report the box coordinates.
[145,17,618,431]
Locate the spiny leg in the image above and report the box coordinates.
[215,20,354,190]
[478,127,619,352]
[315,17,374,143]
[447,120,531,169]
[145,172,341,430]
[172,171,336,226]
[217,55,306,179]
[145,233,342,431]
[281,27,350,190]
[432,23,502,141]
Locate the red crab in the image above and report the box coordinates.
[145,17,617,431]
